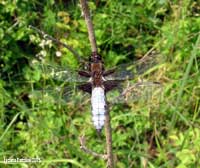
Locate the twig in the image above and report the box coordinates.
[79,1,114,167]
[138,38,164,63]
[29,25,82,61]
[79,136,107,159]
[80,0,98,53]
[104,108,114,168]
[140,46,156,62]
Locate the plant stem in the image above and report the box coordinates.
[80,0,98,53]
[29,25,82,61]
[171,34,200,127]
[79,136,107,159]
[79,1,114,167]
[104,109,114,168]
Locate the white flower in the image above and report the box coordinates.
[39,39,46,48]
[45,39,53,47]
[56,51,62,57]
[40,50,47,57]
[31,59,39,64]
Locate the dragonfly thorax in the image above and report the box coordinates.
[91,62,104,87]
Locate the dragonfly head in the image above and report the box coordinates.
[90,52,102,63]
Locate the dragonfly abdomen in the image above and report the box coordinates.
[91,87,106,132]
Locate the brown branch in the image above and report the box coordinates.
[79,136,107,159]
[29,25,82,61]
[104,108,114,168]
[79,1,114,167]
[80,0,98,53]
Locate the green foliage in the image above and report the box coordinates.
[0,0,199,167]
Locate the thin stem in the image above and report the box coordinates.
[172,34,200,127]
[29,25,82,61]
[104,108,114,168]
[79,1,114,167]
[79,136,107,159]
[80,0,98,53]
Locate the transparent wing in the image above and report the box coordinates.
[105,52,161,81]
[29,85,90,106]
[106,81,163,105]
[31,61,89,83]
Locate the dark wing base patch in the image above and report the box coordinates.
[78,83,92,94]
[103,80,121,92]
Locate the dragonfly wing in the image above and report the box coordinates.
[31,61,89,83]
[103,80,120,92]
[29,85,90,106]
[78,82,92,94]
[105,53,160,81]
[106,81,163,105]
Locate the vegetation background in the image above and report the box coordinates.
[0,0,199,167]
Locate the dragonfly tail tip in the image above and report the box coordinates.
[96,129,102,138]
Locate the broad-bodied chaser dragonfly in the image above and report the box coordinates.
[31,51,162,133]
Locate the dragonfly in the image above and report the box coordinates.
[31,51,162,133]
